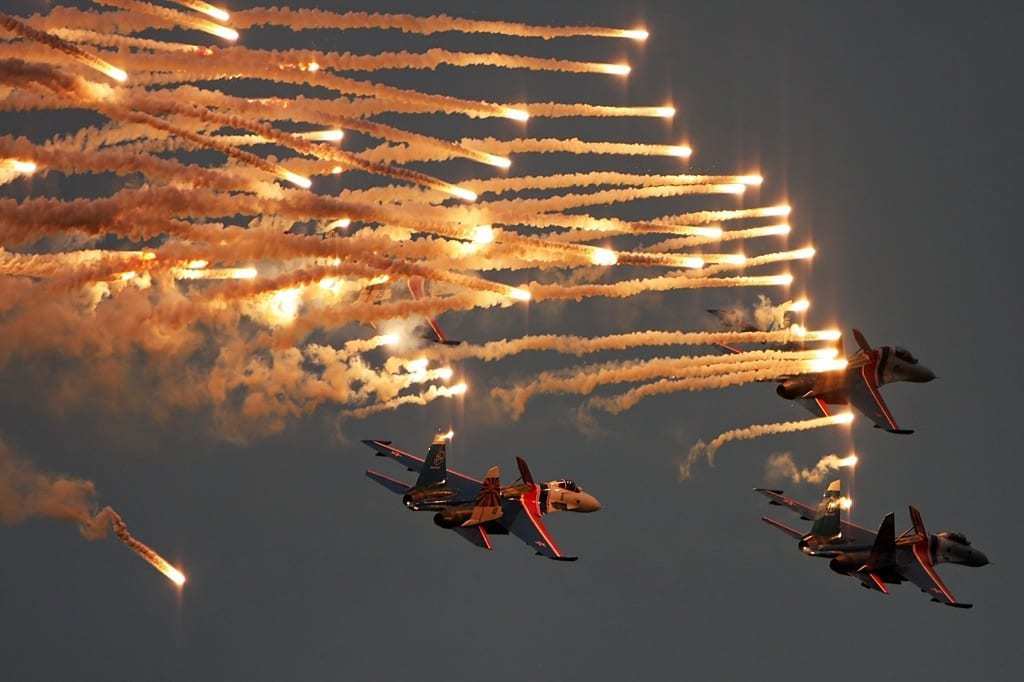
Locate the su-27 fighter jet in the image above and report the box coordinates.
[362,430,601,560]
[756,481,988,608]
[778,329,936,434]
[710,320,936,433]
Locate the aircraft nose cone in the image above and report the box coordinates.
[970,551,990,567]
[583,494,602,512]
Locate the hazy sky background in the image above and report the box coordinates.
[2,1,1021,680]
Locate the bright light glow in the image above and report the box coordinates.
[368,274,390,286]
[450,383,468,396]
[301,129,344,142]
[305,61,320,73]
[331,166,343,174]
[795,246,816,259]
[838,496,853,511]
[657,106,676,119]
[591,248,618,266]
[480,153,512,169]
[806,358,848,373]
[692,226,723,239]
[601,63,631,76]
[839,454,859,468]
[444,428,456,440]
[447,185,477,202]
[670,145,693,158]
[185,259,208,270]
[780,273,795,286]
[183,2,230,23]
[407,358,429,373]
[118,271,137,282]
[97,61,128,83]
[266,287,301,325]
[510,288,532,302]
[437,367,454,381]
[623,28,649,41]
[836,412,855,425]
[471,224,495,245]
[279,169,312,189]
[790,324,807,338]
[327,218,351,230]
[676,256,705,269]
[380,333,400,347]
[504,108,530,122]
[207,24,239,41]
[740,174,764,186]
[9,160,37,174]
[788,297,810,313]
[724,253,747,266]
[723,183,746,195]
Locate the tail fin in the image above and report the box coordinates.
[414,431,449,488]
[515,456,534,485]
[809,480,843,540]
[463,466,503,527]
[867,513,896,568]
[906,505,929,544]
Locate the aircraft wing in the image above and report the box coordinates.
[502,486,577,561]
[847,364,913,434]
[361,440,481,497]
[754,489,876,545]
[903,545,972,608]
[798,397,832,418]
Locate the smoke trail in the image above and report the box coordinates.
[416,327,838,363]
[0,12,126,82]
[491,351,826,419]
[0,440,184,585]
[764,452,858,485]
[229,8,649,41]
[680,414,854,480]
[341,382,467,418]
[527,274,793,302]
[91,0,239,42]
[361,137,690,165]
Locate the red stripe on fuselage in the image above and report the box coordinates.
[860,357,898,430]
[912,541,956,604]
[520,484,564,557]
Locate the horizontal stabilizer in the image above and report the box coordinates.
[761,516,803,540]
[366,470,410,495]
[873,425,915,435]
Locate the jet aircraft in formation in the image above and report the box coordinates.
[710,320,936,433]
[756,481,988,608]
[362,431,600,560]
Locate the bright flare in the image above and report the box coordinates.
[740,174,764,186]
[510,287,532,302]
[450,383,468,396]
[591,248,618,266]
[601,63,632,76]
[839,454,859,468]
[437,366,454,381]
[670,145,693,158]
[278,169,312,189]
[504,108,530,122]
[327,218,351,230]
[300,129,344,142]
[836,412,855,425]
[7,160,37,175]
[657,106,676,119]
[838,496,854,511]
[176,1,230,23]
[794,246,816,259]
[380,333,400,347]
[788,298,811,313]
[622,28,650,41]
[471,224,495,245]
[446,185,477,202]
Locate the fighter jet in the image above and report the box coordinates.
[362,430,601,560]
[361,275,462,346]
[756,481,988,608]
[777,329,936,434]
[712,324,936,433]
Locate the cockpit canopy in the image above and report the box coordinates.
[940,531,971,546]
[555,479,581,492]
[893,347,918,364]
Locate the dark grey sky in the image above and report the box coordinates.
[2,1,1021,680]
